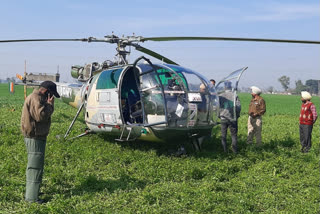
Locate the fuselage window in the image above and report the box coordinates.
[96,68,122,89]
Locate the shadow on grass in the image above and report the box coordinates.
[98,133,186,156]
[98,132,235,160]
[73,127,298,161]
[233,135,298,160]
[195,134,297,160]
[45,174,146,201]
[75,174,146,194]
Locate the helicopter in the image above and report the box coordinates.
[2,35,320,151]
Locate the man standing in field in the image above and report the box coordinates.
[21,81,60,204]
[247,86,266,145]
[219,81,241,153]
[299,91,317,153]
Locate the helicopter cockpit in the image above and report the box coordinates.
[84,59,220,141]
[118,62,219,130]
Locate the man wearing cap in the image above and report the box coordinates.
[299,91,317,153]
[247,86,266,145]
[21,81,60,203]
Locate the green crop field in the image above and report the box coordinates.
[0,83,319,213]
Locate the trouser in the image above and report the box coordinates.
[299,124,313,152]
[221,121,238,153]
[247,115,262,145]
[25,138,46,202]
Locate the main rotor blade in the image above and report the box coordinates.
[142,37,320,45]
[132,44,178,65]
[0,38,89,43]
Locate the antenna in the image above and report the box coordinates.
[24,60,27,99]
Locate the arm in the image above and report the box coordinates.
[258,99,266,115]
[29,95,54,122]
[235,96,241,118]
[310,104,318,124]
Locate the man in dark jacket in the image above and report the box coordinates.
[247,86,266,145]
[21,81,60,203]
[219,81,241,153]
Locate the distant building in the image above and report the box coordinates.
[26,72,60,82]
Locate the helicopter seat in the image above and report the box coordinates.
[127,90,143,123]
[130,101,143,123]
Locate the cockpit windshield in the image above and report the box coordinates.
[139,64,209,92]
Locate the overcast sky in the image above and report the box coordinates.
[0,0,319,90]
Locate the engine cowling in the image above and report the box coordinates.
[71,62,101,82]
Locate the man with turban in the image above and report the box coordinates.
[247,86,266,145]
[299,91,317,153]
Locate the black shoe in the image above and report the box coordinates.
[26,199,46,204]
[175,146,187,156]
[35,199,46,204]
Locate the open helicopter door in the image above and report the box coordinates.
[119,56,169,132]
[132,57,168,127]
[216,67,247,122]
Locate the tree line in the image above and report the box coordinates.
[278,75,319,94]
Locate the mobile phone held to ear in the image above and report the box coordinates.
[44,90,53,99]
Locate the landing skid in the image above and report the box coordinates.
[190,135,208,152]
[67,130,94,140]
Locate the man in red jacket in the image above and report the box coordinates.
[299,91,317,153]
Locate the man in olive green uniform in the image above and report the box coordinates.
[247,86,266,145]
[21,81,60,203]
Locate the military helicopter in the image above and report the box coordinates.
[1,35,319,150]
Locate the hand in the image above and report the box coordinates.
[47,94,54,105]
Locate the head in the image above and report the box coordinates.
[250,86,262,97]
[200,83,206,93]
[39,81,60,98]
[210,79,216,86]
[301,91,311,103]
[224,81,232,90]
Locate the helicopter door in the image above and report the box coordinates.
[157,66,189,127]
[120,67,143,124]
[215,67,247,122]
[139,70,167,126]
